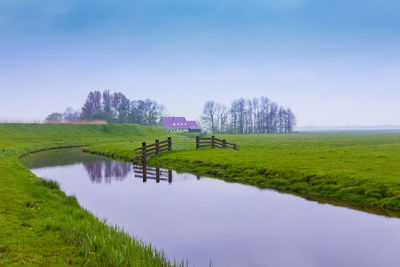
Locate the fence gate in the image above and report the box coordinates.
[171,137,197,151]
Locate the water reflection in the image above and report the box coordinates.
[133,165,173,183]
[23,149,400,267]
[83,161,132,183]
[82,160,198,184]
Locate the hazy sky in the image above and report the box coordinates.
[1,0,399,126]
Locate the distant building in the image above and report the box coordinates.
[161,117,201,133]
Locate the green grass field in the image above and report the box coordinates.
[0,123,182,266]
[89,132,400,214]
[2,123,400,265]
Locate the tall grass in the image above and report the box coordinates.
[64,216,184,266]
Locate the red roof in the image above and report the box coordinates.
[186,120,200,129]
[162,117,200,129]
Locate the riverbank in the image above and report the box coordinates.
[2,124,400,264]
[0,123,180,266]
[88,132,400,213]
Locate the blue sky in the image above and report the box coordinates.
[1,0,399,126]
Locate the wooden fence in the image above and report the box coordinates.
[133,165,172,183]
[131,136,239,164]
[196,136,240,150]
[131,137,172,164]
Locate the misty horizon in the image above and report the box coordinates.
[1,1,399,127]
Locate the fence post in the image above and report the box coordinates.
[141,142,147,164]
[155,139,159,155]
[233,143,237,150]
[168,170,172,184]
[211,136,215,148]
[223,139,226,149]
[142,165,147,182]
[156,167,160,183]
[196,136,199,149]
[168,137,172,151]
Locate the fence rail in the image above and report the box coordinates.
[196,136,240,150]
[131,136,239,164]
[132,165,172,183]
[131,137,172,164]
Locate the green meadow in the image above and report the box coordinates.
[0,123,181,266]
[89,131,400,214]
[2,123,400,265]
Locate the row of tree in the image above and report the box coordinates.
[201,97,296,133]
[45,107,80,122]
[46,90,164,126]
[45,91,297,133]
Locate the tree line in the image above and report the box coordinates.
[45,91,297,134]
[201,97,296,133]
[45,90,164,126]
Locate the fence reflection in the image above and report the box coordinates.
[133,165,173,183]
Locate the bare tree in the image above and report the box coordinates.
[63,107,80,121]
[278,106,286,133]
[201,96,296,134]
[269,102,279,133]
[252,98,260,133]
[217,104,229,133]
[201,100,217,132]
[245,99,253,133]
[287,108,296,133]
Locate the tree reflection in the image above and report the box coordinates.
[83,160,131,183]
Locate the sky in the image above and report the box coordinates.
[0,0,399,127]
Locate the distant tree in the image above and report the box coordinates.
[260,97,270,133]
[218,104,229,133]
[252,97,260,133]
[110,92,130,122]
[63,107,80,121]
[201,100,217,132]
[201,96,296,134]
[118,96,130,123]
[45,112,63,122]
[75,90,164,125]
[236,98,246,134]
[143,99,157,126]
[81,91,102,119]
[214,103,228,133]
[102,90,112,114]
[278,106,286,133]
[157,104,166,119]
[90,110,113,123]
[286,108,296,133]
[245,99,253,133]
[269,102,279,133]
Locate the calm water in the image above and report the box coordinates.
[21,149,400,267]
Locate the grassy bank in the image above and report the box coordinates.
[3,124,400,264]
[0,123,181,266]
[88,132,400,213]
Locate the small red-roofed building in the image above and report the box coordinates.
[161,117,201,133]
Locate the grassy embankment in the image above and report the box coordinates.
[0,123,183,266]
[3,123,400,264]
[88,132,400,214]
